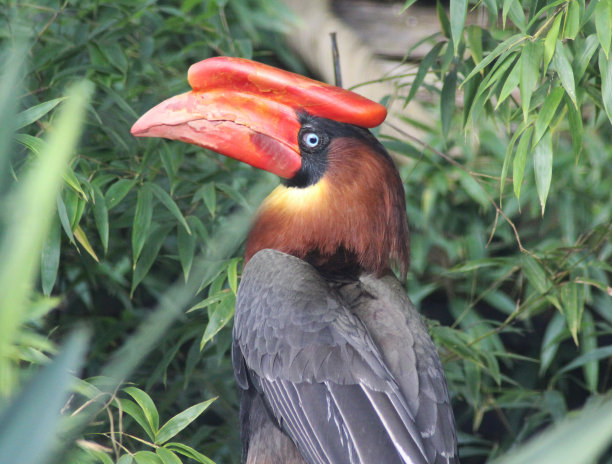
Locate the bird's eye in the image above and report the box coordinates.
[302,132,321,148]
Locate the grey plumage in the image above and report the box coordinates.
[232,249,458,464]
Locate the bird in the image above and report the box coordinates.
[131,56,458,464]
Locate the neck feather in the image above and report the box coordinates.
[244,137,410,277]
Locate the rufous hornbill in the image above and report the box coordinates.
[131,57,458,464]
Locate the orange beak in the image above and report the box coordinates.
[131,57,387,178]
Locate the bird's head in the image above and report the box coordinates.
[132,57,409,277]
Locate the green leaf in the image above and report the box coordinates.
[149,182,191,234]
[0,330,88,463]
[492,397,612,464]
[186,291,229,313]
[400,0,419,13]
[463,34,526,86]
[573,34,600,82]
[124,386,160,433]
[520,40,541,121]
[105,178,137,210]
[406,42,445,105]
[533,86,564,146]
[436,0,451,39]
[544,14,562,71]
[466,26,483,64]
[132,224,171,293]
[227,258,239,295]
[200,292,236,349]
[74,225,99,262]
[117,455,134,464]
[178,217,197,282]
[533,130,553,215]
[495,60,519,112]
[450,0,467,55]
[595,0,612,58]
[132,183,153,265]
[513,125,532,200]
[441,71,457,139]
[580,310,598,393]
[559,345,612,375]
[134,451,164,464]
[560,282,583,345]
[15,97,66,130]
[540,312,566,376]
[92,184,109,254]
[502,0,516,28]
[56,194,75,244]
[599,49,612,126]
[199,182,216,217]
[155,398,216,444]
[563,1,580,40]
[156,447,183,464]
[521,255,550,294]
[119,398,156,442]
[566,94,583,161]
[165,443,216,464]
[40,217,61,296]
[553,41,577,108]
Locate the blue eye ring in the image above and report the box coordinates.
[302,132,320,148]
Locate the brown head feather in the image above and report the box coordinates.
[245,137,410,277]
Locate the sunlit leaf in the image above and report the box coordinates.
[124,386,160,433]
[544,13,562,71]
[563,1,579,39]
[15,97,66,130]
[155,398,216,444]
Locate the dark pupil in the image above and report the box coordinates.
[306,133,319,147]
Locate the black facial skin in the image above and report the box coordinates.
[284,112,391,189]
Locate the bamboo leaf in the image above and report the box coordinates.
[134,451,163,464]
[521,255,550,294]
[553,41,577,108]
[156,448,183,464]
[132,183,153,265]
[563,1,580,40]
[92,184,109,254]
[132,224,171,293]
[149,182,191,234]
[15,97,66,130]
[165,443,215,464]
[450,0,467,55]
[496,58,520,108]
[441,71,457,139]
[198,182,217,218]
[105,178,137,210]
[40,217,61,296]
[566,94,583,161]
[595,0,612,58]
[156,398,216,445]
[580,310,598,393]
[573,34,600,83]
[124,386,160,433]
[513,125,532,200]
[599,49,612,126]
[119,398,156,442]
[533,130,553,215]
[520,40,541,121]
[560,282,582,344]
[74,225,99,262]
[200,292,236,349]
[544,14,563,71]
[462,34,526,86]
[533,86,564,146]
[178,217,197,282]
[540,312,566,376]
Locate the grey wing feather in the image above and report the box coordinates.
[233,249,431,464]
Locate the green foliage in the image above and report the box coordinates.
[394,0,612,461]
